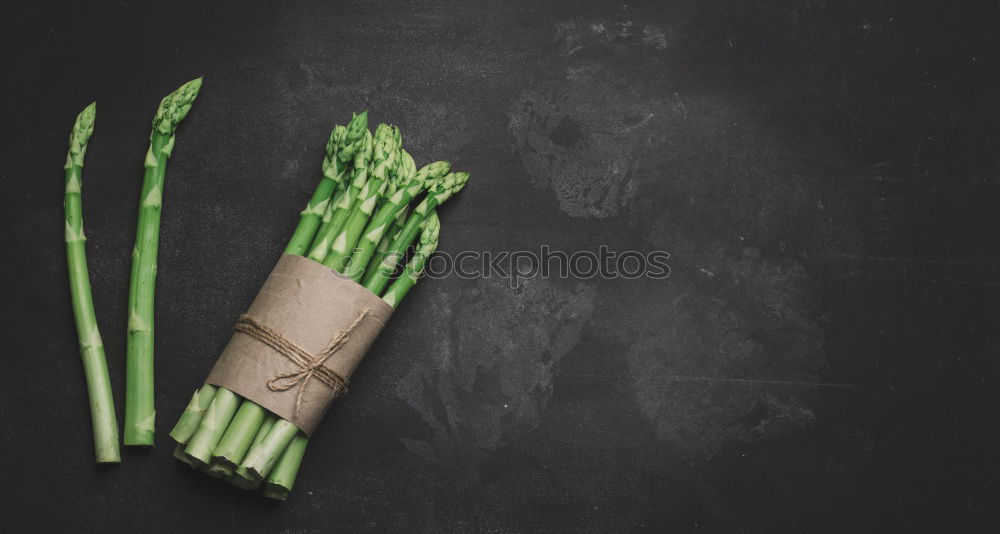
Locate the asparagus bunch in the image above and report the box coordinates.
[64,103,121,464]
[125,78,203,446]
[169,112,468,499]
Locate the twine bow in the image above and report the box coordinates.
[233,309,371,415]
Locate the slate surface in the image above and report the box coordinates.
[2,1,999,531]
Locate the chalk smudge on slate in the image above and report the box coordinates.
[395,277,596,470]
[627,247,824,458]
[507,17,675,218]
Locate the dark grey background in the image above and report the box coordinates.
[3,0,999,532]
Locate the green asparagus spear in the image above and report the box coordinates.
[169,384,218,444]
[239,418,299,480]
[211,401,266,468]
[228,414,277,489]
[262,432,309,500]
[125,78,203,446]
[64,103,121,464]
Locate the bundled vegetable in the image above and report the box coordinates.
[64,103,121,464]
[169,112,468,499]
[125,78,203,446]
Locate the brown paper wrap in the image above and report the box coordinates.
[205,254,393,435]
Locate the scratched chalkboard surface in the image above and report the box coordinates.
[3,1,999,531]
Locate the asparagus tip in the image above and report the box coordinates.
[68,102,97,159]
[152,76,204,136]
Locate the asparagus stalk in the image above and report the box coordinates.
[285,112,368,255]
[125,77,203,446]
[363,172,469,294]
[174,443,196,466]
[229,414,277,489]
[239,418,299,480]
[262,433,309,500]
[306,129,374,262]
[211,401,266,468]
[64,103,121,464]
[169,384,218,444]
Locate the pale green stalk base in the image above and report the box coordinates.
[228,470,262,490]
[261,486,289,500]
[206,459,236,479]
[240,419,298,480]
[184,387,240,465]
[174,443,195,466]
[228,414,277,490]
[212,400,266,466]
[263,433,308,500]
[169,384,218,443]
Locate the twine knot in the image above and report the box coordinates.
[233,309,371,415]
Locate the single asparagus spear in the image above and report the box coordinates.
[211,401,266,468]
[307,129,374,262]
[125,77,203,446]
[169,383,218,444]
[239,418,299,480]
[229,414,277,489]
[322,124,401,272]
[347,160,449,281]
[64,103,121,464]
[285,112,368,255]
[262,213,443,492]
[262,432,309,500]
[363,172,469,294]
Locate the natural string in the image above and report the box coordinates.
[233,309,371,415]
